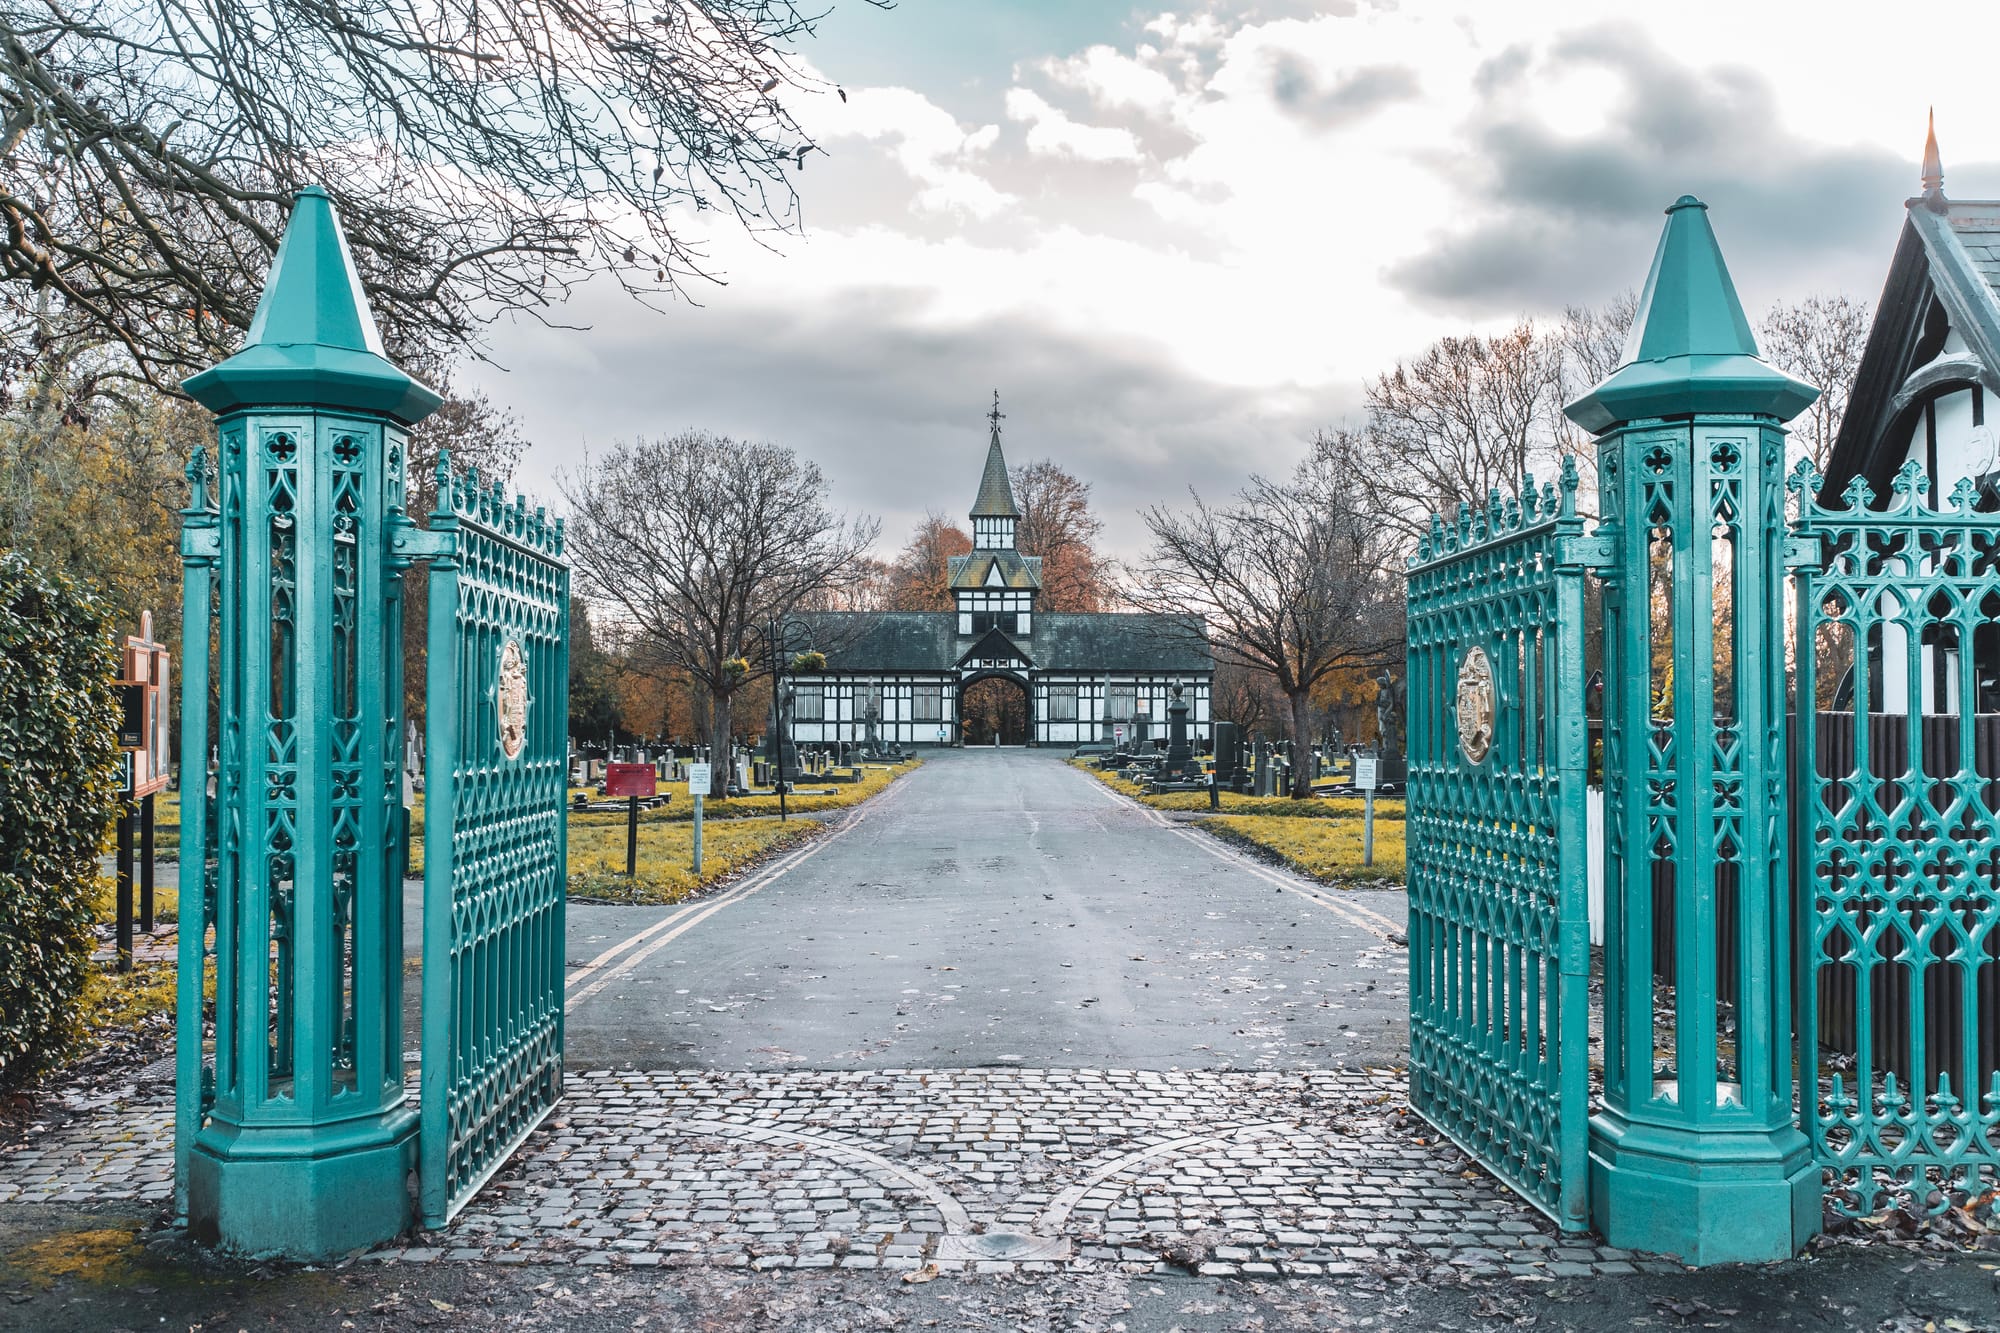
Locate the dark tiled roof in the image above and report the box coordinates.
[947,549,1042,590]
[807,611,1212,675]
[957,625,1033,667]
[970,431,1019,517]
[1946,201,2000,295]
[1823,195,2000,501]
[1031,613,1212,673]
[806,612,956,672]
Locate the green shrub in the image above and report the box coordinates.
[0,552,122,1086]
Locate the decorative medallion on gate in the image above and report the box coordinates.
[420,462,569,1228]
[498,638,529,760]
[1454,647,1495,765]
[1404,464,1592,1231]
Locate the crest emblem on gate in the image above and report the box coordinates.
[1455,647,1495,765]
[498,639,529,760]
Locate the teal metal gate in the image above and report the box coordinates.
[1405,466,1594,1229]
[417,464,571,1227]
[1793,459,2000,1217]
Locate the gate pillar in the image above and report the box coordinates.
[179,187,442,1258]
[1564,196,1819,1264]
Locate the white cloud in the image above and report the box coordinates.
[814,84,1014,219]
[471,3,2000,565]
[1004,88,1146,163]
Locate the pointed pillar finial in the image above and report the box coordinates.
[1920,109,1946,211]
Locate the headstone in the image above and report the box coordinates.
[1164,681,1193,778]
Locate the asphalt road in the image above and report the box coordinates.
[561,748,1409,1070]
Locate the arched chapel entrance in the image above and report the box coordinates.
[958,672,1029,746]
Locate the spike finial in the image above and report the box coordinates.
[1921,108,1945,201]
[987,389,1004,437]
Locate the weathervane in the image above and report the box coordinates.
[987,389,1004,435]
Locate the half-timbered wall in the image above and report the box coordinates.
[785,670,1211,747]
[788,673,959,746]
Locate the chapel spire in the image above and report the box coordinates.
[1920,109,1947,212]
[970,390,1019,522]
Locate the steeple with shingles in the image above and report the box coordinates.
[970,390,1020,522]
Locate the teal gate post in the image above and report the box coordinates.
[1564,196,1820,1264]
[416,465,569,1227]
[176,188,444,1257]
[1405,465,1594,1229]
[1792,461,2000,1218]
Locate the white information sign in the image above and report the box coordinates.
[1353,754,1379,791]
[687,762,713,793]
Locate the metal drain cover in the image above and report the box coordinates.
[933,1232,1072,1262]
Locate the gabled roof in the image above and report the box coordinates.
[1822,130,2000,502]
[957,625,1033,668]
[947,549,1042,591]
[970,427,1019,518]
[1032,614,1212,674]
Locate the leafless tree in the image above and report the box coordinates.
[1356,321,1563,541]
[1332,300,1636,542]
[1759,294,1872,473]
[560,431,878,796]
[1130,441,1404,798]
[0,0,886,394]
[1010,457,1113,612]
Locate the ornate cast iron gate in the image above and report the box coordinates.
[1793,460,2000,1218]
[1405,467,1594,1230]
[418,464,571,1227]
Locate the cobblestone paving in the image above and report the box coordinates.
[0,1066,1680,1280]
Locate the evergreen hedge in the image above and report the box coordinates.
[0,551,122,1086]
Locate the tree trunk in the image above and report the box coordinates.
[1287,689,1314,800]
[707,690,732,798]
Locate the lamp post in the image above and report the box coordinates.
[764,615,814,822]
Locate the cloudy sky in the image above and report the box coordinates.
[465,0,2000,562]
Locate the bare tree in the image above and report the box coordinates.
[1011,457,1113,612]
[1759,294,1872,473]
[1357,321,1563,540]
[884,511,970,612]
[560,432,878,796]
[0,0,886,393]
[1130,441,1404,799]
[399,368,529,720]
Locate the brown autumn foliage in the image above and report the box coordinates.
[885,511,971,611]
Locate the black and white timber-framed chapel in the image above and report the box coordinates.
[792,397,1213,748]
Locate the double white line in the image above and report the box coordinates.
[1077,770,1402,942]
[562,781,911,1011]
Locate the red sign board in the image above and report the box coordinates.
[604,763,657,798]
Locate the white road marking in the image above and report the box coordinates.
[564,779,912,1012]
[1068,763,1401,942]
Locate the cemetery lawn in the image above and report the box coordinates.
[566,758,923,826]
[1070,760,1405,820]
[1205,813,1407,884]
[565,816,820,904]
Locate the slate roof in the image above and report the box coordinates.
[947,548,1042,590]
[805,611,1212,675]
[1025,614,1212,674]
[957,625,1033,668]
[1822,146,2000,502]
[970,428,1019,517]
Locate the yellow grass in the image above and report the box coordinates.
[565,816,820,905]
[1070,760,1404,820]
[88,873,179,925]
[1204,813,1407,884]
[568,758,922,825]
